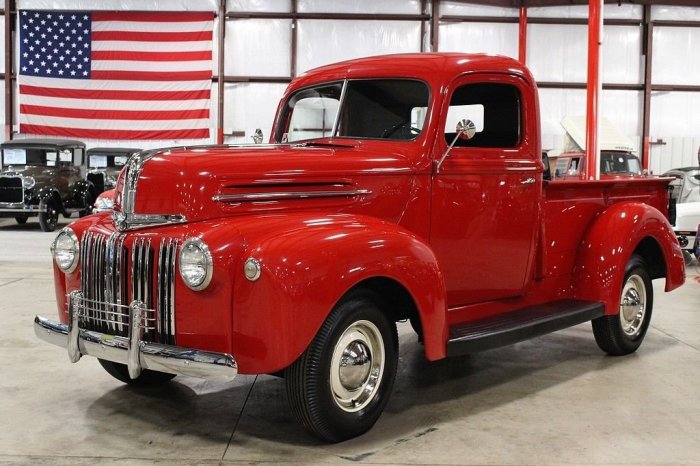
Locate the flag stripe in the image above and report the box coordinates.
[20,114,209,130]
[21,84,210,102]
[90,70,212,81]
[92,30,213,42]
[22,94,210,111]
[21,104,209,121]
[92,50,212,62]
[20,124,210,140]
[20,75,210,91]
[92,11,214,23]
[91,40,212,52]
[92,60,212,72]
[93,20,214,33]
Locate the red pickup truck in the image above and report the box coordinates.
[36,53,685,442]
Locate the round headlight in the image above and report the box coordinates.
[179,238,213,291]
[22,176,36,189]
[51,228,79,273]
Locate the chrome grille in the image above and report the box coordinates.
[79,231,178,343]
[0,176,23,203]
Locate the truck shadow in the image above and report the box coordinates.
[83,322,677,454]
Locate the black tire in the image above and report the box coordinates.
[79,191,94,218]
[285,290,398,442]
[14,215,28,225]
[592,254,653,355]
[38,202,59,232]
[98,359,176,386]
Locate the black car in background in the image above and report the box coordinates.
[86,147,141,196]
[0,138,94,231]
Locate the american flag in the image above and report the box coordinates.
[18,10,214,140]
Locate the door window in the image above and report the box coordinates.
[444,83,521,148]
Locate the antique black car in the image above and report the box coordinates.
[0,139,93,231]
[86,147,141,196]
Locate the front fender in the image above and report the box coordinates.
[231,214,447,374]
[573,202,685,315]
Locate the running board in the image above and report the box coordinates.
[446,299,605,356]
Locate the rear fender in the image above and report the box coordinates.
[573,202,685,315]
[231,214,447,374]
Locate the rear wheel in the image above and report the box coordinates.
[285,291,398,442]
[592,254,653,355]
[98,359,176,386]
[38,202,59,232]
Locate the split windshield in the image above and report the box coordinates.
[277,79,430,143]
[1,148,74,167]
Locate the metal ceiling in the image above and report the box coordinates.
[459,1,700,7]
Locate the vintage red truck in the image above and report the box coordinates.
[35,53,685,442]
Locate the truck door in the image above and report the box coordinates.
[430,74,542,307]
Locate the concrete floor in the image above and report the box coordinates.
[1,216,699,465]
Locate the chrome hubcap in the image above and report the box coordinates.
[620,274,646,337]
[330,320,384,412]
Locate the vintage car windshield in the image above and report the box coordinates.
[1,148,73,167]
[88,154,130,169]
[277,79,430,143]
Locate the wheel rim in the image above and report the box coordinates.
[330,320,385,413]
[619,274,646,337]
[48,206,58,227]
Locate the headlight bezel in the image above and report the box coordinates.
[22,176,36,190]
[179,237,213,291]
[51,227,79,273]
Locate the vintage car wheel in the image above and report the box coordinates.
[592,254,653,355]
[98,359,176,386]
[38,203,59,232]
[14,215,28,225]
[285,290,398,442]
[79,192,94,218]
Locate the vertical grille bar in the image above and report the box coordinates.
[157,238,178,344]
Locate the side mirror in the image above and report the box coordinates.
[251,128,263,144]
[456,119,476,140]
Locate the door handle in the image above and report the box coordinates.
[520,177,536,185]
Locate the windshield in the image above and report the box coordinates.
[276,79,430,143]
[601,152,642,175]
[88,154,130,169]
[1,148,74,167]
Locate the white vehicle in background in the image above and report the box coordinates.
[663,166,700,262]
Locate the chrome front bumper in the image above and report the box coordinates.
[34,292,237,381]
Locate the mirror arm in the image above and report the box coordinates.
[436,130,464,173]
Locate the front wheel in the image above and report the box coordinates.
[285,291,398,442]
[592,254,653,355]
[98,359,176,386]
[38,202,59,232]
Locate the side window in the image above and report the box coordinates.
[445,83,521,148]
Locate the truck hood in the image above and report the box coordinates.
[115,142,419,226]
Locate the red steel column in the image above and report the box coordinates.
[585,0,603,180]
[518,7,527,64]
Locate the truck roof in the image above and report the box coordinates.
[290,53,535,91]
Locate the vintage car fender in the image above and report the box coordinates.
[71,179,95,205]
[229,213,447,374]
[36,186,63,210]
[572,202,685,314]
